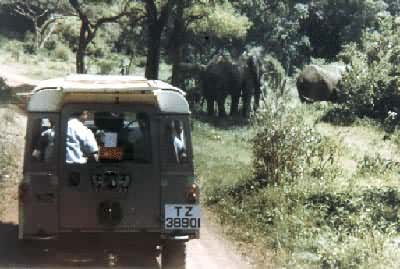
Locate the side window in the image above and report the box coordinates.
[30,118,56,163]
[166,120,188,164]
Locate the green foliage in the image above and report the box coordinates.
[0,77,11,101]
[232,1,311,72]
[252,112,333,183]
[304,0,388,59]
[336,14,400,123]
[197,79,400,267]
[52,16,80,50]
[356,153,397,176]
[189,1,251,40]
[251,92,340,184]
[53,43,71,61]
[320,104,357,126]
[22,32,36,54]
[96,58,115,74]
[262,54,286,93]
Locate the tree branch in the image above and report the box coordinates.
[143,0,158,21]
[158,0,177,26]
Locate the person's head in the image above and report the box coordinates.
[136,113,148,130]
[174,120,183,135]
[71,110,89,122]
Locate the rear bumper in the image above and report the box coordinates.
[19,230,200,242]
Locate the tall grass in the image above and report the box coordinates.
[194,85,400,268]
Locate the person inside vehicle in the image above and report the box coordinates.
[132,112,151,162]
[32,118,55,162]
[66,110,99,164]
[172,120,187,163]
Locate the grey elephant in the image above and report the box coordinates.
[200,52,263,117]
[296,63,346,102]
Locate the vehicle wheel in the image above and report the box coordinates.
[162,240,186,269]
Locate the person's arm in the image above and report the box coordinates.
[82,127,99,161]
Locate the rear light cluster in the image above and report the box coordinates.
[186,183,199,203]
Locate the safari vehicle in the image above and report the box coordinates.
[19,74,200,268]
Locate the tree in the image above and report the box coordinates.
[303,0,388,59]
[143,0,178,79]
[4,0,70,50]
[232,0,310,72]
[168,0,251,87]
[68,0,141,73]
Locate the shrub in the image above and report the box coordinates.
[0,78,11,102]
[53,44,71,61]
[262,54,286,94]
[337,15,400,123]
[356,153,397,176]
[252,107,340,184]
[97,58,115,74]
[22,32,36,54]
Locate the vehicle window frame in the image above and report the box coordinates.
[160,115,193,167]
[60,104,156,166]
[24,112,59,173]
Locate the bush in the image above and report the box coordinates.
[0,78,11,102]
[22,32,36,54]
[337,15,400,124]
[356,153,398,176]
[97,58,115,74]
[262,54,286,94]
[252,107,339,184]
[53,44,71,61]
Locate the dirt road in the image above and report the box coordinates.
[0,191,254,269]
[0,104,255,269]
[0,67,258,268]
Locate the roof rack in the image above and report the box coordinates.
[25,74,189,114]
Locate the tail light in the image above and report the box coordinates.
[18,182,30,204]
[186,183,199,203]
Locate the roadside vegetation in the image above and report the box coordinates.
[194,87,400,268]
[0,105,25,217]
[3,1,400,268]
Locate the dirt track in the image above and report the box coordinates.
[0,104,256,269]
[0,188,255,269]
[0,66,260,269]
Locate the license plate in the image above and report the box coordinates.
[165,204,201,230]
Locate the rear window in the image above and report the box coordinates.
[65,111,152,164]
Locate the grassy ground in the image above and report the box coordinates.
[2,33,400,268]
[193,98,400,268]
[0,105,26,217]
[0,34,173,80]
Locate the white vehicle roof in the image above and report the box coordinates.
[26,74,189,114]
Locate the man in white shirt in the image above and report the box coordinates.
[172,120,187,163]
[66,110,99,164]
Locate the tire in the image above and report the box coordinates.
[161,240,186,269]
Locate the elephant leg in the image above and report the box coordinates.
[254,90,261,112]
[217,97,226,117]
[230,95,240,116]
[242,95,251,117]
[206,97,215,116]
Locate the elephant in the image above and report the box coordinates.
[296,63,346,103]
[200,52,263,117]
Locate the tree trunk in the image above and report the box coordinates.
[76,47,86,74]
[145,25,162,79]
[171,42,183,87]
[170,1,185,87]
[76,21,89,74]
